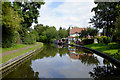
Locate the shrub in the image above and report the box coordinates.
[97,36,110,44]
[75,36,79,38]
[50,39,56,43]
[2,31,19,48]
[39,35,47,42]
[21,32,36,44]
[97,36,103,43]
[82,39,94,45]
[103,36,110,44]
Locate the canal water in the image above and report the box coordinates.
[3,44,120,79]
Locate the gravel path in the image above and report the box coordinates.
[2,43,40,56]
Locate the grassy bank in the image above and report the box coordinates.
[1,42,43,64]
[84,43,120,59]
[2,43,40,53]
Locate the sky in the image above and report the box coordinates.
[31,0,96,30]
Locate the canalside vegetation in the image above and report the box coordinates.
[1,1,69,63]
[1,1,120,63]
[1,42,43,64]
[1,1,46,63]
[66,2,120,61]
[71,2,120,60]
[2,1,69,48]
[87,2,120,60]
[2,1,45,48]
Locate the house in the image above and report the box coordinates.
[68,28,87,44]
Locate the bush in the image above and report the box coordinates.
[97,36,103,43]
[82,39,94,45]
[75,36,79,38]
[2,31,19,48]
[21,32,36,44]
[39,35,47,42]
[103,36,110,44]
[50,39,56,43]
[97,36,110,44]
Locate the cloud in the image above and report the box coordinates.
[36,0,96,30]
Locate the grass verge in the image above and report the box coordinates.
[1,42,43,64]
[2,43,39,53]
[84,42,120,60]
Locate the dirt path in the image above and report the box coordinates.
[2,43,40,56]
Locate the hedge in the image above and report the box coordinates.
[82,39,94,45]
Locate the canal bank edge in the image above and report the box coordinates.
[0,47,43,78]
[66,43,120,68]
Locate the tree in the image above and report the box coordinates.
[80,29,88,38]
[2,2,23,47]
[13,0,45,28]
[87,27,98,37]
[90,2,120,37]
[43,27,58,42]
[58,28,68,39]
[34,24,46,35]
[114,16,120,43]
[2,2,23,32]
[12,1,45,44]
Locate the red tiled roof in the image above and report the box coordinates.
[70,28,87,34]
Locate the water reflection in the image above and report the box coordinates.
[3,44,120,79]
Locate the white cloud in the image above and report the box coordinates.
[35,0,96,30]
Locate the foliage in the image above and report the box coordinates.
[84,43,120,60]
[34,24,48,35]
[2,2,45,47]
[31,30,39,41]
[2,2,23,48]
[90,2,120,37]
[21,31,36,44]
[43,27,58,42]
[9,1,45,46]
[75,36,79,38]
[80,29,88,38]
[2,31,19,48]
[58,28,68,39]
[13,1,45,28]
[97,36,110,44]
[114,16,120,44]
[2,2,23,32]
[39,35,47,42]
[103,36,110,44]
[80,28,98,38]
[34,24,69,43]
[82,39,94,45]
[87,27,98,37]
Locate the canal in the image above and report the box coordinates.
[2,44,120,79]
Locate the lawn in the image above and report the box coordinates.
[2,42,40,53]
[84,43,120,60]
[1,42,43,64]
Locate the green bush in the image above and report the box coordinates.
[97,36,110,44]
[97,36,103,43]
[82,39,94,45]
[75,36,79,38]
[103,36,110,44]
[2,31,19,48]
[21,32,36,44]
[39,35,47,42]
